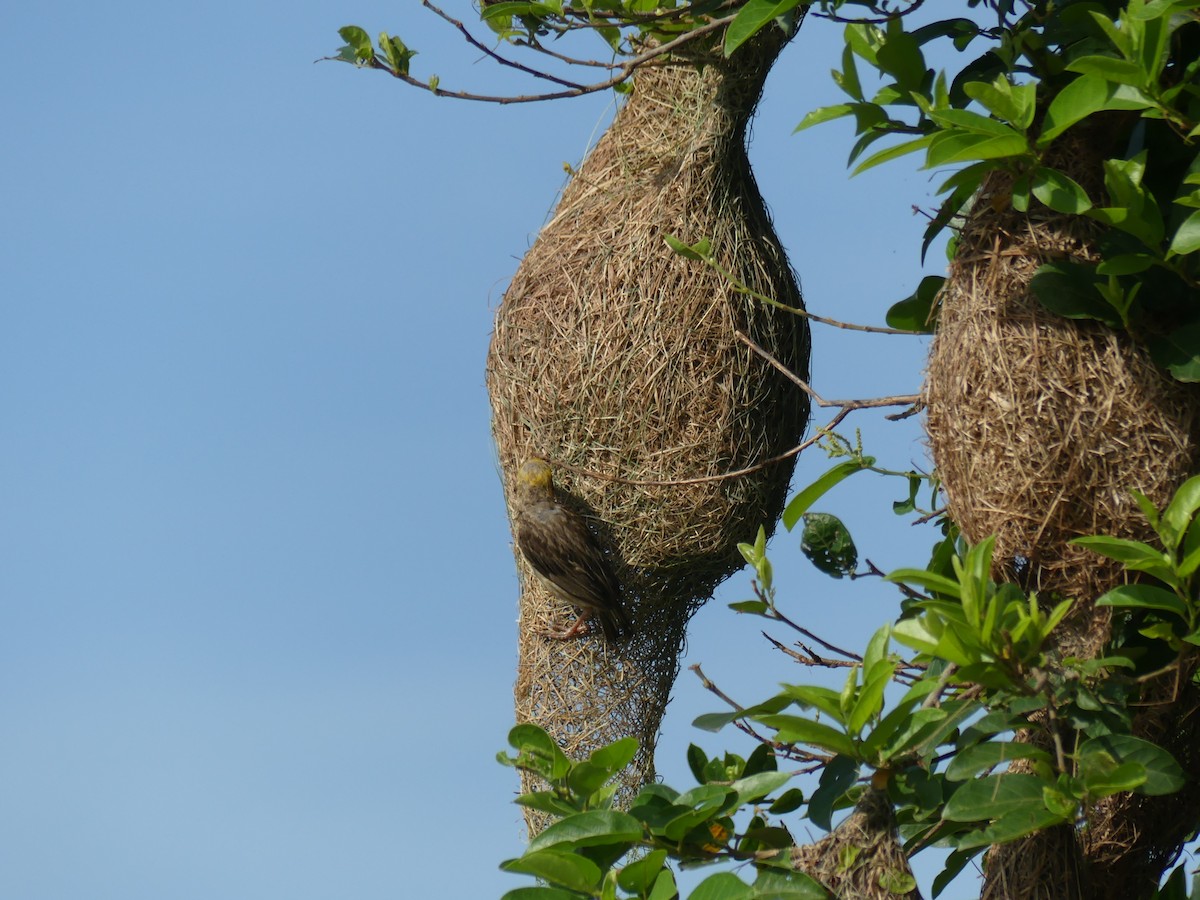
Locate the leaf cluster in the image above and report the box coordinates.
[794,1,1200,378]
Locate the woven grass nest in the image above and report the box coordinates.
[925,124,1200,895]
[487,27,811,826]
[791,788,922,900]
[924,151,1200,658]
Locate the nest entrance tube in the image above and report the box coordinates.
[487,28,811,830]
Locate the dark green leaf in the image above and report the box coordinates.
[1030,261,1120,326]
[807,755,859,831]
[1095,584,1188,619]
[724,0,803,57]
[800,512,858,578]
[876,23,928,91]
[617,849,668,895]
[769,787,805,814]
[886,275,944,332]
[942,773,1048,822]
[1079,735,1186,796]
[1150,322,1200,382]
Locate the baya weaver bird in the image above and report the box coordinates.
[512,457,631,642]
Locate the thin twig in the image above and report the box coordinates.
[705,256,926,336]
[564,406,854,487]
[735,330,919,410]
[335,6,738,104]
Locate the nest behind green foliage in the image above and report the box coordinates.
[924,160,1200,659]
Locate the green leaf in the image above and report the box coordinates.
[782,459,873,530]
[724,0,803,57]
[528,810,643,852]
[833,43,864,102]
[884,568,962,599]
[1149,323,1200,382]
[589,737,638,775]
[875,20,928,92]
[886,275,943,332]
[502,724,572,781]
[945,774,1069,849]
[1160,476,1200,551]
[663,234,712,261]
[849,659,893,735]
[500,886,588,900]
[800,512,858,578]
[942,773,1048,822]
[1065,54,1145,84]
[728,599,769,615]
[730,770,792,804]
[945,742,1053,782]
[784,684,848,720]
[1169,209,1200,255]
[755,714,857,757]
[1040,74,1155,144]
[337,25,374,62]
[851,134,932,176]
[1029,262,1120,326]
[951,805,1068,851]
[1072,535,1178,583]
[1080,757,1149,798]
[1079,735,1186,796]
[794,103,853,133]
[501,849,602,893]
[770,787,805,814]
[617,849,668,895]
[1095,584,1189,619]
[1031,167,1093,214]
[964,76,1036,130]
[747,869,828,898]
[807,755,859,831]
[925,130,1029,167]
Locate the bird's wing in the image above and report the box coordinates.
[517,504,620,608]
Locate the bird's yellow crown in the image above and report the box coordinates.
[517,457,555,493]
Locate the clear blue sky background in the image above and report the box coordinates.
[4,2,974,897]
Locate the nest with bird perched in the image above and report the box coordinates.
[487,24,812,830]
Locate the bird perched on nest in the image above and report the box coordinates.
[512,457,631,642]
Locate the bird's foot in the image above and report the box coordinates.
[546,613,595,640]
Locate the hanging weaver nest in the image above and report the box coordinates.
[791,788,923,900]
[924,135,1200,659]
[487,27,810,830]
[925,121,1200,896]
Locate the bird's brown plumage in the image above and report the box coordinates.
[513,458,631,641]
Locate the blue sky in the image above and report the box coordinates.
[3,2,967,897]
